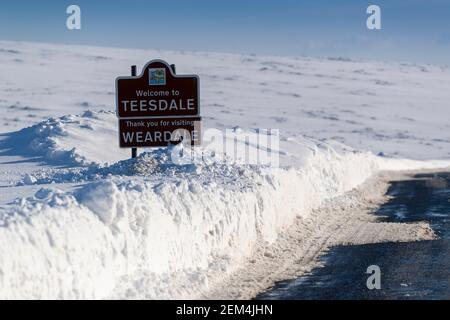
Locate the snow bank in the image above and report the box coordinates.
[0,110,128,167]
[1,119,450,298]
[0,138,391,299]
[1,109,450,299]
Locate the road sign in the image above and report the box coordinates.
[116,60,202,151]
[116,60,199,118]
[119,117,201,148]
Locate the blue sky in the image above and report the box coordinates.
[1,0,450,64]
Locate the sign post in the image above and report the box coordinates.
[116,60,201,158]
[130,65,137,158]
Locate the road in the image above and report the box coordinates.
[257,172,450,300]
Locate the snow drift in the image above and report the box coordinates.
[0,139,371,298]
[1,128,449,298]
[0,110,128,167]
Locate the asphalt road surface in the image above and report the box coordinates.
[257,172,450,300]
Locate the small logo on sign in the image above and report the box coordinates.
[149,68,166,85]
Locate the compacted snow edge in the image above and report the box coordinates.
[1,139,449,299]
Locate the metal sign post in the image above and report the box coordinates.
[131,65,137,159]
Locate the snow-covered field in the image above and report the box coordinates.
[0,40,450,299]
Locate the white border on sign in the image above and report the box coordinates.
[115,59,201,120]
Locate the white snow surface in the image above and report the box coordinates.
[2,40,450,159]
[2,141,447,299]
[0,41,450,299]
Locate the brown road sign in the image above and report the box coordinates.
[119,117,201,148]
[116,60,199,118]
